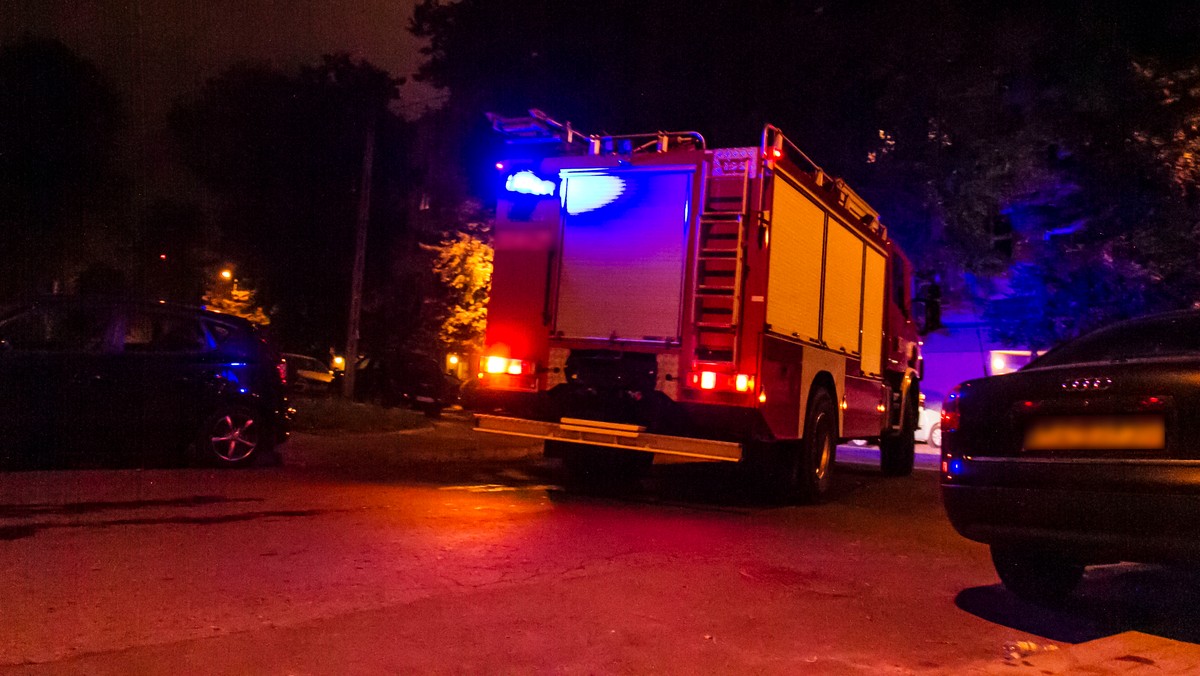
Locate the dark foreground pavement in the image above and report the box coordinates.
[2,418,1198,674]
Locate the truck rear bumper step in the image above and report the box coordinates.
[474,414,743,462]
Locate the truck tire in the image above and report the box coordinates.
[798,388,838,504]
[755,388,837,505]
[880,392,916,477]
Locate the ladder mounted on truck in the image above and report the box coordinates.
[690,149,754,367]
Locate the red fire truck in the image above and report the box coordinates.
[472,110,923,502]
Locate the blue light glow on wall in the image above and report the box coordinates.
[561,173,626,215]
[505,170,556,196]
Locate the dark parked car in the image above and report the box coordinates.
[0,297,290,468]
[941,310,1200,604]
[354,351,460,417]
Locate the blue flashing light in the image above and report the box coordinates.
[505,170,556,196]
[949,459,965,474]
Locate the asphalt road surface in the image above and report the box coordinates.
[2,417,1198,674]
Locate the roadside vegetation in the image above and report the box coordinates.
[290,397,431,434]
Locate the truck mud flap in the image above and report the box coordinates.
[474,415,743,462]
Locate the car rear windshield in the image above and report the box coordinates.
[1029,313,1200,368]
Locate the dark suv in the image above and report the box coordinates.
[0,297,290,468]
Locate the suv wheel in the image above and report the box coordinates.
[991,546,1084,606]
[195,406,273,467]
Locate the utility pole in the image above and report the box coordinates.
[342,113,377,399]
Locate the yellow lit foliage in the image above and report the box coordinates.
[1132,62,1200,195]
[428,228,493,354]
[202,283,270,326]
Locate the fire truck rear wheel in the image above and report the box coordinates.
[755,388,838,505]
[797,388,838,504]
[880,393,917,477]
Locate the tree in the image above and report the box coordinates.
[0,37,125,300]
[202,275,271,326]
[135,199,220,304]
[1131,62,1200,199]
[852,4,1200,346]
[409,1,1200,350]
[169,55,414,352]
[421,203,493,356]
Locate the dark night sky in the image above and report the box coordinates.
[3,0,440,201]
[7,1,1200,204]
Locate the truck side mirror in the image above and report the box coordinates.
[912,293,942,336]
[911,280,942,335]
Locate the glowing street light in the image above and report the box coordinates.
[220,269,233,281]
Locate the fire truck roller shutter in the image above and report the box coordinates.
[861,248,886,376]
[822,219,864,355]
[766,174,824,343]
[555,168,693,342]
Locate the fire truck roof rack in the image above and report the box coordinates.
[762,124,884,237]
[488,109,706,155]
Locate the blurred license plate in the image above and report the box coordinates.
[1024,415,1165,451]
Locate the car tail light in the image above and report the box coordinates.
[276,360,288,385]
[941,456,965,477]
[941,385,961,433]
[940,385,963,481]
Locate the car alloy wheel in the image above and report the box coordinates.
[207,410,260,464]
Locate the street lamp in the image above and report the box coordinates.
[220,269,233,281]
